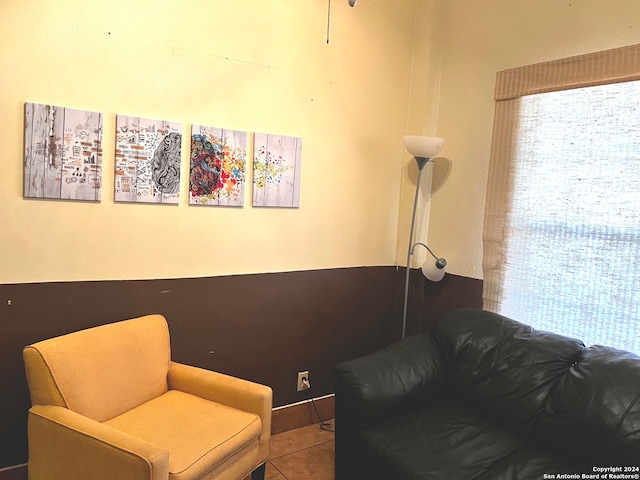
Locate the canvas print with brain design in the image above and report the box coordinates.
[115,115,182,204]
[189,125,247,207]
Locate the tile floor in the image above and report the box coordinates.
[265,420,335,480]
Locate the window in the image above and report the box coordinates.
[483,45,640,354]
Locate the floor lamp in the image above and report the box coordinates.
[402,135,447,339]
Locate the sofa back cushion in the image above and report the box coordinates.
[23,314,171,422]
[535,344,640,464]
[434,308,640,463]
[434,309,584,433]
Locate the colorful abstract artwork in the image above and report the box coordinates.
[115,116,182,204]
[24,102,103,201]
[253,133,302,208]
[190,125,247,207]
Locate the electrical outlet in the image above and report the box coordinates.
[297,371,309,391]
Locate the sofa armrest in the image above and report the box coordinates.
[167,362,272,460]
[335,334,445,428]
[28,405,169,480]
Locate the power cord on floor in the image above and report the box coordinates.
[302,378,334,432]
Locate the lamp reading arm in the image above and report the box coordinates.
[410,242,447,270]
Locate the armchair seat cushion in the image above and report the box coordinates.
[105,390,262,480]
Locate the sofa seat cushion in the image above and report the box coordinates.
[359,401,582,480]
[105,390,262,480]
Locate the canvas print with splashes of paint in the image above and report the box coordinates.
[24,102,103,201]
[190,125,247,207]
[114,116,182,204]
[253,133,302,208]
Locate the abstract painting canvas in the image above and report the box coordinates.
[115,115,182,204]
[24,102,103,201]
[190,125,247,207]
[253,133,302,208]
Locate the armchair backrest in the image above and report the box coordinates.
[24,314,171,422]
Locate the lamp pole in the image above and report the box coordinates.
[402,157,429,339]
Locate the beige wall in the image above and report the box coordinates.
[6,1,636,285]
[0,0,423,283]
[424,0,640,280]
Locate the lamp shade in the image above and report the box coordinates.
[403,135,445,159]
[421,258,446,282]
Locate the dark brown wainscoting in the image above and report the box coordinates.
[0,267,397,468]
[422,272,484,331]
[0,267,482,470]
[400,269,483,338]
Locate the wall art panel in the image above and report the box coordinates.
[115,116,182,204]
[253,133,302,208]
[24,102,103,201]
[190,125,247,207]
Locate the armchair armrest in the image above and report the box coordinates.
[335,334,445,428]
[28,405,169,480]
[167,362,272,460]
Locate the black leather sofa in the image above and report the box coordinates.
[335,308,640,479]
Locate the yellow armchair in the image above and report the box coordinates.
[23,314,272,480]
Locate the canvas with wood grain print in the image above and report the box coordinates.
[24,102,103,201]
[253,133,302,208]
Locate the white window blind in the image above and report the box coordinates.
[483,45,640,355]
[498,80,640,354]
